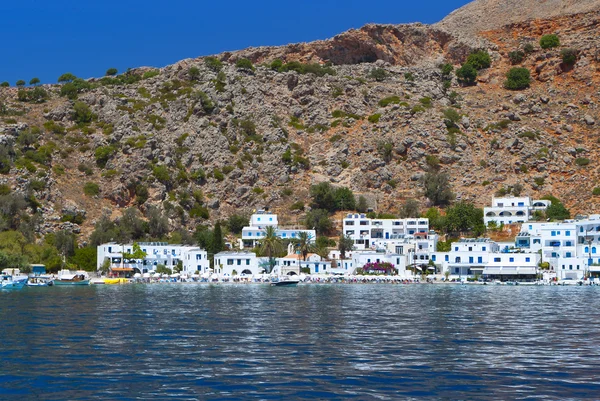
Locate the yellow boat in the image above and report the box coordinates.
[103,278,128,285]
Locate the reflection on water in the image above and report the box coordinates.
[2,284,600,400]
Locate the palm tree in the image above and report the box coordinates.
[295,231,315,261]
[259,226,283,273]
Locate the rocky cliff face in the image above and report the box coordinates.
[0,1,599,240]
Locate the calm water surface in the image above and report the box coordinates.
[1,284,600,400]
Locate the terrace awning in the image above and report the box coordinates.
[483,267,536,275]
[111,267,134,272]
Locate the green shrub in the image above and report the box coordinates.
[83,182,100,196]
[279,62,335,77]
[593,188,600,196]
[534,177,545,186]
[213,168,224,181]
[106,68,118,76]
[290,201,305,211]
[523,43,535,54]
[518,131,539,140]
[466,50,491,70]
[58,72,76,83]
[142,69,160,79]
[404,72,415,81]
[540,34,560,49]
[43,120,66,135]
[576,157,590,166]
[482,180,491,186]
[222,165,234,174]
[378,96,402,107]
[72,101,94,123]
[29,77,40,86]
[504,67,531,90]
[236,58,254,71]
[368,113,381,123]
[0,82,9,87]
[369,68,387,81]
[270,59,283,70]
[456,64,477,85]
[419,97,432,108]
[205,57,223,72]
[561,48,578,65]
[94,145,116,168]
[508,50,525,64]
[440,63,453,76]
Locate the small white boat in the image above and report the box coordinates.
[26,276,53,286]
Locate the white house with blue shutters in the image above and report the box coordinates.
[240,210,316,248]
[97,242,209,274]
[342,213,429,250]
[213,251,267,276]
[432,238,499,278]
[275,253,331,275]
[516,215,600,280]
[484,196,550,226]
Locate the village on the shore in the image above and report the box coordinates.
[89,194,600,285]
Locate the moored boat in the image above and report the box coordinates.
[1,275,27,289]
[54,270,90,286]
[26,276,53,287]
[270,277,300,287]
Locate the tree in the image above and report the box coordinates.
[147,206,169,239]
[123,242,147,260]
[53,230,77,267]
[210,221,225,256]
[58,72,76,83]
[29,77,40,86]
[226,214,249,234]
[400,199,420,218]
[334,187,356,211]
[305,209,333,235]
[270,59,283,70]
[466,50,491,70]
[456,64,477,86]
[540,34,560,49]
[445,202,485,236]
[356,196,368,213]
[421,171,454,207]
[188,66,200,80]
[72,101,93,123]
[259,225,283,273]
[235,58,254,71]
[310,182,336,211]
[106,68,118,76]
[369,68,387,81]
[561,48,578,65]
[377,141,394,163]
[156,264,172,275]
[15,80,25,87]
[294,231,314,261]
[71,246,97,271]
[544,196,571,221]
[504,68,531,90]
[508,50,525,65]
[0,82,9,87]
[338,234,354,260]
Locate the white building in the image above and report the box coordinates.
[213,251,266,276]
[516,216,600,280]
[275,253,331,275]
[342,213,429,250]
[240,210,316,248]
[484,196,550,226]
[432,238,500,278]
[482,252,541,281]
[97,242,209,274]
[351,251,411,277]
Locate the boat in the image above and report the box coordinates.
[26,276,53,287]
[53,270,90,286]
[270,277,300,287]
[103,278,128,285]
[1,275,27,289]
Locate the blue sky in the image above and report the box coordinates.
[0,0,471,86]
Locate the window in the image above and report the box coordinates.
[237,259,241,265]
[257,218,261,221]
[454,247,459,251]
[566,231,570,236]
[432,255,436,261]
[345,221,354,226]
[227,259,234,265]
[269,218,272,221]
[569,265,573,270]
[454,268,459,274]
[469,257,473,263]
[248,232,252,237]
[525,257,530,262]
[566,252,572,258]
[551,231,556,237]
[445,255,449,262]
[468,247,473,252]
[593,247,597,254]
[360,221,368,226]
[478,257,483,263]
[246,259,250,265]
[196,254,202,260]
[282,233,286,238]
[455,257,461,263]
[565,241,572,247]
[509,257,514,262]
[482,246,486,251]
[494,258,501,262]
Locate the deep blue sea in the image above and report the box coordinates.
[2,284,600,400]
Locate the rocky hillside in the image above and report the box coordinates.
[1,0,599,241]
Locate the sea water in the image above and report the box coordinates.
[1,284,600,400]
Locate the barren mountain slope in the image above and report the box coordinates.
[437,0,600,35]
[0,3,599,242]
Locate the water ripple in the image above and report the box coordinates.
[2,285,600,399]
